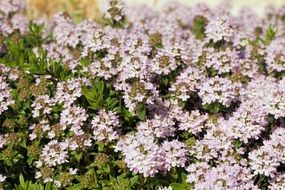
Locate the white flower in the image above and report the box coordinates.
[156,186,173,190]
[0,174,6,182]
[54,180,61,188]
[69,168,78,175]
[35,171,42,179]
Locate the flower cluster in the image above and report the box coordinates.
[0,76,14,114]
[91,109,120,142]
[266,38,285,73]
[205,16,235,43]
[186,163,257,189]
[169,66,205,101]
[102,0,126,23]
[1,0,285,189]
[249,128,285,177]
[115,132,187,177]
[198,76,241,107]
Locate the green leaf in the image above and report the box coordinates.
[263,25,276,45]
[103,164,110,173]
[71,151,83,162]
[122,108,132,121]
[202,102,221,114]
[89,101,101,110]
[81,80,106,110]
[171,183,187,190]
[136,103,146,120]
[27,157,35,166]
[45,182,52,190]
[129,176,139,187]
[98,143,104,152]
[19,174,27,189]
[233,140,242,149]
[106,97,119,109]
[162,77,169,86]
[67,184,82,190]
[81,86,92,100]
[97,80,104,95]
[191,15,207,40]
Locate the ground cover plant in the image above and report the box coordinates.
[1,0,285,189]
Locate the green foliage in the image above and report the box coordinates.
[202,101,239,114]
[25,49,72,81]
[1,22,71,83]
[2,37,28,67]
[15,174,59,190]
[233,140,243,149]
[81,79,120,112]
[202,102,221,114]
[0,22,47,67]
[206,67,219,77]
[26,22,47,47]
[135,102,146,121]
[170,171,192,190]
[254,174,269,189]
[191,16,207,40]
[262,25,276,45]
[101,174,138,190]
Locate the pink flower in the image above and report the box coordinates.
[205,16,235,43]
[40,140,69,167]
[198,76,241,107]
[91,109,120,143]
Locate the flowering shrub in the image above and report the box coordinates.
[1,0,285,189]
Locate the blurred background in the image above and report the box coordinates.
[26,0,285,20]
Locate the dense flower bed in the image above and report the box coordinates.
[1,0,285,189]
